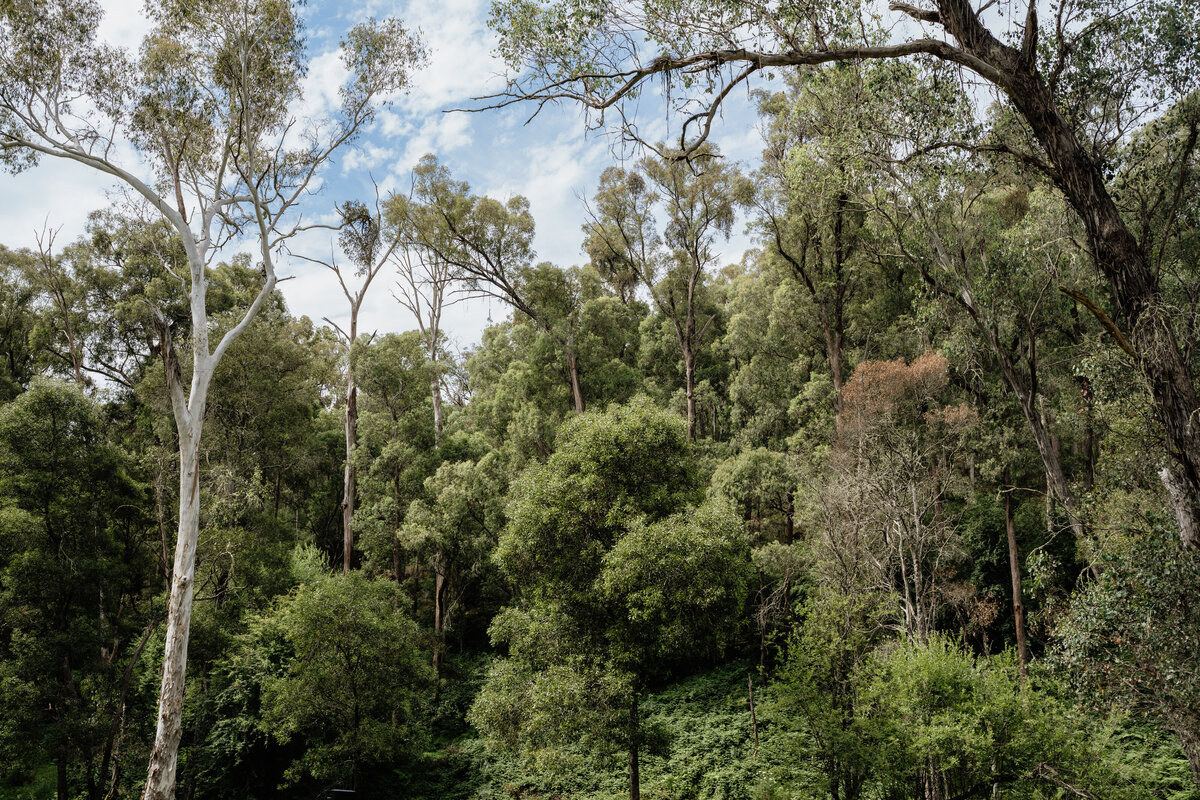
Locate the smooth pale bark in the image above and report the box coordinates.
[342,376,357,573]
[341,308,360,575]
[0,12,409,794]
[139,166,280,800]
[431,370,444,441]
[144,424,202,800]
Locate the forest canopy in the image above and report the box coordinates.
[1,0,1200,799]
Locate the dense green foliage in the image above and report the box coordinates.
[3,1,1200,798]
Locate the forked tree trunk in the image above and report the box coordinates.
[143,430,202,800]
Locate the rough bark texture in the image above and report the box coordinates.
[571,0,1200,543]
[1171,718,1200,788]
[1160,467,1200,550]
[929,0,1200,544]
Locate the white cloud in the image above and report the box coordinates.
[97,0,153,51]
[341,143,399,176]
[392,112,474,172]
[292,48,350,130]
[9,0,765,354]
[399,0,507,114]
[0,160,113,251]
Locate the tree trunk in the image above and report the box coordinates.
[58,754,69,800]
[628,698,641,800]
[784,491,796,545]
[684,349,697,441]
[101,621,155,800]
[393,471,404,587]
[433,555,448,674]
[142,433,201,800]
[1004,476,1029,678]
[1171,717,1200,788]
[940,4,1200,544]
[748,675,759,758]
[431,374,444,442]
[991,343,1087,542]
[342,378,357,574]
[566,348,586,414]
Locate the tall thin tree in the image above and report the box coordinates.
[0,2,423,795]
[292,199,400,573]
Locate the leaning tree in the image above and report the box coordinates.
[483,0,1200,545]
[0,1,423,796]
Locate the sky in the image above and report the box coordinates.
[0,0,770,353]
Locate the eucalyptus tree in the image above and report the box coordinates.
[0,1,424,795]
[886,162,1094,543]
[353,331,438,584]
[485,0,1200,544]
[52,210,193,392]
[403,448,508,674]
[399,155,592,414]
[292,200,402,573]
[389,158,469,441]
[583,167,657,305]
[28,227,88,386]
[583,150,738,439]
[743,65,895,432]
